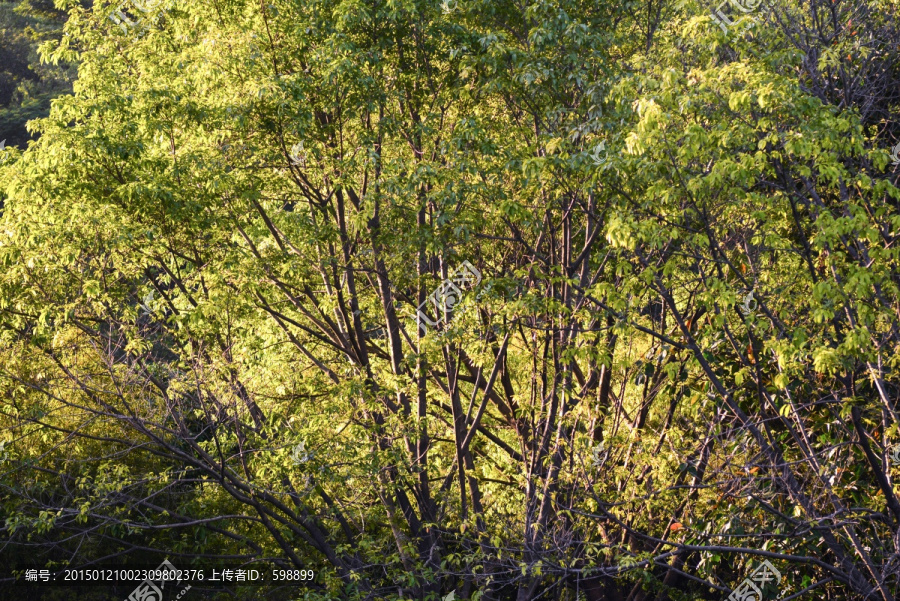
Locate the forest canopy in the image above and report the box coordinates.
[1,0,900,600]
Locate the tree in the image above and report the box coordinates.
[1,0,899,599]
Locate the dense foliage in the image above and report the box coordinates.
[0,0,73,148]
[2,0,900,599]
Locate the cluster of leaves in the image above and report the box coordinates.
[0,0,76,148]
